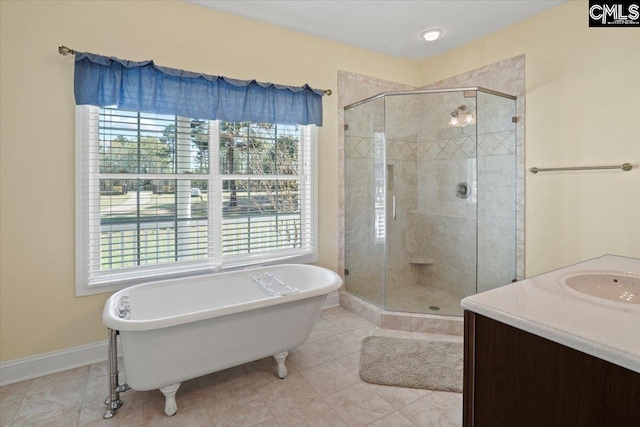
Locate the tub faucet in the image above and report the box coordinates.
[118,295,131,319]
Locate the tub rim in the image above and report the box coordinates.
[102,264,341,332]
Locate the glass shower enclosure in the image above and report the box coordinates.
[344,88,517,316]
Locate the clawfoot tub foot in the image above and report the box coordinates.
[273,351,289,379]
[159,383,181,416]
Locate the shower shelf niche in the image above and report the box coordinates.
[409,258,435,265]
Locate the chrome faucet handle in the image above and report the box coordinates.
[117,295,131,319]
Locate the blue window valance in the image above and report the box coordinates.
[74,52,324,126]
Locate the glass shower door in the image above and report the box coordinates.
[344,98,386,309]
[476,91,517,292]
[384,92,478,315]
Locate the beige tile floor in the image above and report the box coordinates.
[0,307,462,427]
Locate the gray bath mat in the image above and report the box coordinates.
[359,335,463,392]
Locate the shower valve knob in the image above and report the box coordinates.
[456,182,471,199]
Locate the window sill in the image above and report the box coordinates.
[75,252,317,297]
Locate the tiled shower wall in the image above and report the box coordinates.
[420,55,526,280]
[411,91,518,299]
[410,93,479,301]
[382,96,422,302]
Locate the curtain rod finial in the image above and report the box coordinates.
[59,46,75,56]
[324,89,332,96]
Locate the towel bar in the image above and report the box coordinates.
[529,163,632,174]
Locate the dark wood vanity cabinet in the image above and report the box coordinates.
[463,311,640,427]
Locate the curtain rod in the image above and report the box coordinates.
[58,46,332,96]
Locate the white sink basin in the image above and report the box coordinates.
[563,271,640,305]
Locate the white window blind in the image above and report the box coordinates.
[76,106,317,296]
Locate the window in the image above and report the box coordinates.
[76,106,317,296]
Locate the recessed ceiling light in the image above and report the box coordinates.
[421,29,443,42]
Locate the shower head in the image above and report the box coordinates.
[449,105,475,127]
[450,105,467,117]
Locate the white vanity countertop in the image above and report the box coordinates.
[461,255,640,373]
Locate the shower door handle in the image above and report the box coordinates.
[392,195,396,220]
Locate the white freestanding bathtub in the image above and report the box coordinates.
[102,264,342,416]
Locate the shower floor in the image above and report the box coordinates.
[386,284,465,316]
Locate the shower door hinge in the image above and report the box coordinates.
[344,124,349,131]
[344,269,349,276]
[512,116,518,123]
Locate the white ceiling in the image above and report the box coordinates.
[187,0,566,59]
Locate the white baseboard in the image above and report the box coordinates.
[0,340,112,386]
[0,291,341,386]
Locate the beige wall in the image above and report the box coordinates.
[1,0,638,362]
[0,0,418,361]
[419,0,640,276]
